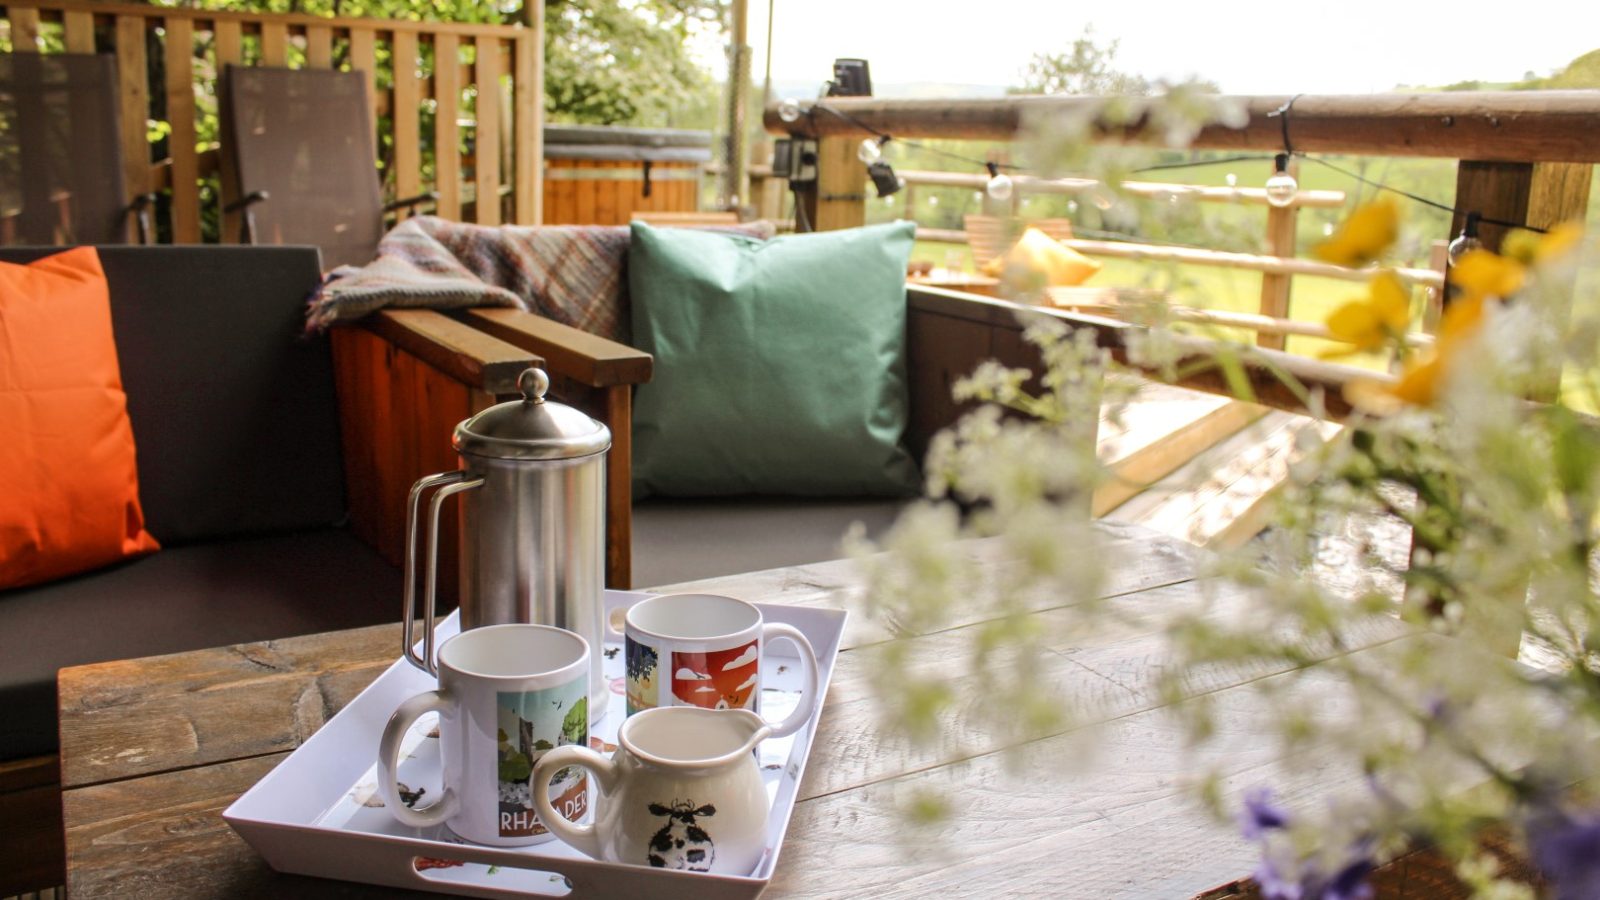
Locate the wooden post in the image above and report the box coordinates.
[115,15,150,243]
[721,0,750,210]
[473,35,502,225]
[1256,158,1299,350]
[514,0,545,225]
[391,31,421,218]
[214,20,243,244]
[434,33,462,221]
[1449,159,1591,397]
[1422,239,1449,335]
[163,17,199,243]
[8,7,40,51]
[797,136,865,232]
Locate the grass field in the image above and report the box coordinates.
[911,240,1391,366]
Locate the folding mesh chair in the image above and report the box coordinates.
[0,53,153,245]
[221,64,434,270]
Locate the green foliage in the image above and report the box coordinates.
[543,0,720,125]
[560,697,586,746]
[498,746,532,782]
[1010,26,1150,97]
[150,0,724,126]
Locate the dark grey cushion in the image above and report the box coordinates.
[0,528,405,760]
[0,245,345,545]
[631,497,908,589]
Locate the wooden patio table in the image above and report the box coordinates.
[59,521,1426,898]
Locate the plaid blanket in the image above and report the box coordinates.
[306,216,775,342]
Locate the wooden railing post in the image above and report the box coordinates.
[1256,157,1299,351]
[114,15,150,243]
[797,135,865,232]
[1450,160,1592,398]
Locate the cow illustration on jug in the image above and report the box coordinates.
[646,799,717,870]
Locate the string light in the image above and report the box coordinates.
[1447,212,1484,264]
[781,99,1549,239]
[984,161,1014,202]
[1262,96,1301,208]
[1265,153,1298,208]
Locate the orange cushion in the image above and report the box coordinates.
[982,227,1102,288]
[0,247,159,590]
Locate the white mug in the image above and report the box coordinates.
[532,706,774,875]
[378,624,590,846]
[623,593,818,738]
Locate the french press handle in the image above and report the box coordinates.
[402,470,483,675]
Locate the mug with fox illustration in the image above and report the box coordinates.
[623,593,818,739]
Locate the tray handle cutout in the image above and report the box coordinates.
[411,855,573,896]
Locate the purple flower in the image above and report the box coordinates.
[1323,853,1376,900]
[1241,786,1292,840]
[1529,807,1600,900]
[1255,852,1374,900]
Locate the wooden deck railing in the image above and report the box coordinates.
[764,92,1598,359]
[2,0,542,242]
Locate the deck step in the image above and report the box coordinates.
[1103,409,1342,548]
[1094,381,1267,518]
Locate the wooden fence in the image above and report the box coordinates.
[2,0,542,243]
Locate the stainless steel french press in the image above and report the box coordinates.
[402,367,610,723]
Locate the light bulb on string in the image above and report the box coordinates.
[1448,212,1484,264]
[858,137,885,165]
[985,162,1014,202]
[777,98,802,123]
[1264,154,1298,208]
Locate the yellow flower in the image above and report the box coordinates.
[1321,270,1411,357]
[1314,198,1400,268]
[1344,289,1488,414]
[1449,248,1524,302]
[1436,293,1485,350]
[1500,220,1584,267]
[1346,354,1443,415]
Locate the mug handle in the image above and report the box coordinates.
[761,623,820,739]
[377,691,458,828]
[532,745,617,860]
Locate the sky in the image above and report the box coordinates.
[729,0,1600,95]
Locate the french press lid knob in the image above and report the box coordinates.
[518,367,549,403]
[452,367,611,461]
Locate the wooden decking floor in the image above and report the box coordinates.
[1096,379,1340,550]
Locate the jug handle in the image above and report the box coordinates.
[402,471,483,675]
[532,745,617,860]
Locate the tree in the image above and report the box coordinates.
[150,0,725,126]
[1012,26,1150,96]
[542,0,722,125]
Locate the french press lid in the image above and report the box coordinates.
[453,368,611,460]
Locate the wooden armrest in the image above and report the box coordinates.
[457,308,652,388]
[354,309,540,395]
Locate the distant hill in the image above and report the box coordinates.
[1404,48,1600,92]
[1542,49,1600,88]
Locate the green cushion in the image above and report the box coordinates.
[628,220,921,498]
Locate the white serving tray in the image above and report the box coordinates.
[224,590,845,900]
